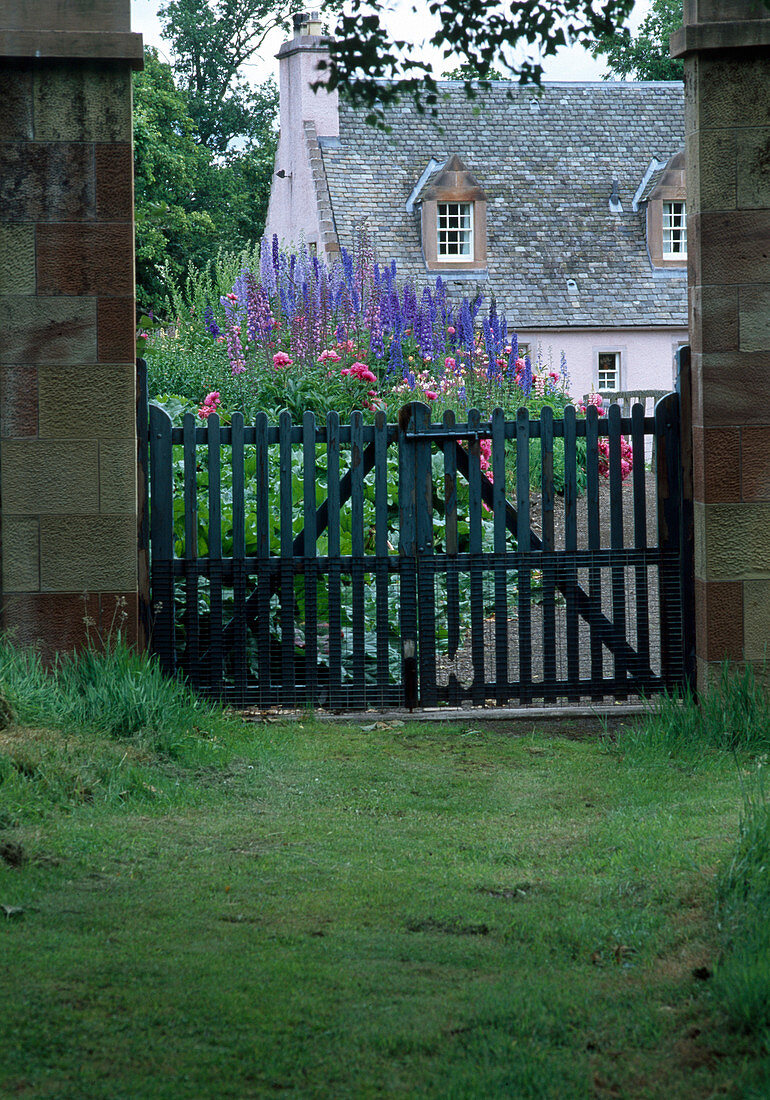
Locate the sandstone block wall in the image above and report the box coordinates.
[0,3,143,658]
[672,2,770,687]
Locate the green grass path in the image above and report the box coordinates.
[0,721,765,1098]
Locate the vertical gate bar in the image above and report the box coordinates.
[564,405,580,701]
[136,360,152,651]
[303,411,318,706]
[585,405,603,697]
[228,413,245,704]
[255,412,271,706]
[149,404,176,674]
[492,407,508,704]
[182,412,199,688]
[540,406,557,702]
[655,392,683,690]
[327,412,343,710]
[676,346,696,691]
[351,411,366,707]
[231,413,247,704]
[631,403,651,687]
[608,403,627,695]
[443,410,461,705]
[414,403,437,708]
[374,410,390,706]
[207,413,223,698]
[516,407,532,704]
[468,407,485,705]
[398,404,418,710]
[279,410,296,705]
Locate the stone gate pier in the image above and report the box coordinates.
[0,0,143,656]
[672,0,770,689]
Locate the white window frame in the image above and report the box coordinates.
[596,350,621,393]
[437,201,474,261]
[662,201,687,258]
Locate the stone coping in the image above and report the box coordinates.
[670,18,770,55]
[0,29,143,67]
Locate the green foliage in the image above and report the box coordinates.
[615,663,770,767]
[158,0,295,153]
[133,49,278,315]
[715,777,770,1036]
[0,634,227,759]
[325,0,636,125]
[592,0,684,81]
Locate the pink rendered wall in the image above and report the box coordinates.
[265,35,338,250]
[517,328,687,401]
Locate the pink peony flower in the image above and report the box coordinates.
[444,357,456,370]
[447,326,456,335]
[425,390,438,401]
[318,349,341,363]
[273,351,293,369]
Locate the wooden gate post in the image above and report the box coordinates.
[671,2,770,691]
[0,1,143,658]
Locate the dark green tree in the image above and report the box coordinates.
[133,48,278,314]
[158,0,297,153]
[591,0,684,80]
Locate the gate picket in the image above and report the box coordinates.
[255,412,271,705]
[374,410,390,706]
[467,407,485,705]
[182,412,199,688]
[443,409,461,705]
[492,407,508,704]
[516,408,532,704]
[350,411,366,702]
[414,403,437,707]
[207,412,224,696]
[540,406,557,702]
[326,412,343,709]
[279,410,295,704]
[608,404,627,695]
[563,405,579,702]
[303,411,318,705]
[631,403,651,680]
[149,404,175,674]
[585,405,602,697]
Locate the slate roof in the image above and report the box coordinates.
[320,81,687,329]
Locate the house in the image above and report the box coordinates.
[265,14,688,401]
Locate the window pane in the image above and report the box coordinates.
[438,202,472,258]
[663,201,687,256]
[598,352,618,391]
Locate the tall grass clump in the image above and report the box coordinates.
[0,635,228,758]
[618,662,770,763]
[713,779,770,1037]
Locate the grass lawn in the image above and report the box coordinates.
[3,699,769,1100]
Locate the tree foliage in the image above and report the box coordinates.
[158,0,299,152]
[591,0,684,80]
[133,48,278,314]
[322,0,636,124]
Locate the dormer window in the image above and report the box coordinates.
[639,151,687,270]
[662,201,687,258]
[416,154,487,273]
[437,202,473,260]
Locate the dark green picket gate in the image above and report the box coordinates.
[138,353,695,710]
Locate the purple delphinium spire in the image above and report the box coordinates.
[203,303,220,338]
[507,334,519,376]
[522,356,533,397]
[260,237,276,297]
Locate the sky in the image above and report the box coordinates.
[130,0,653,85]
